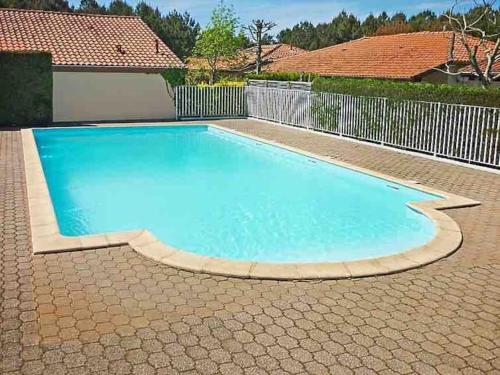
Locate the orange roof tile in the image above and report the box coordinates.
[460,58,500,75]
[0,8,183,69]
[253,44,307,64]
[266,31,494,80]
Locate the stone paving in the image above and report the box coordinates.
[1,120,499,375]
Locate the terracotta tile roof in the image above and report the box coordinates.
[460,59,500,75]
[0,8,183,69]
[266,31,494,80]
[187,43,306,72]
[254,44,307,63]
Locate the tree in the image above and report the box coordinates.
[391,12,407,23]
[277,21,318,50]
[409,10,442,31]
[463,2,500,35]
[374,21,412,35]
[439,0,499,88]
[163,10,200,61]
[377,11,390,25]
[261,34,276,45]
[193,2,242,84]
[330,11,362,44]
[108,0,133,15]
[362,14,382,35]
[78,0,106,14]
[0,0,72,11]
[245,19,277,74]
[135,2,166,52]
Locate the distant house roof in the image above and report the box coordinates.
[187,43,306,72]
[247,44,307,66]
[0,8,183,71]
[266,31,495,80]
[460,59,500,77]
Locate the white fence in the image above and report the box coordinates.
[246,86,500,168]
[247,79,312,91]
[176,86,246,119]
[176,85,500,168]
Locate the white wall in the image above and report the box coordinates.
[53,71,176,122]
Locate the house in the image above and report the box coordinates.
[0,8,184,122]
[458,59,500,87]
[187,43,306,77]
[266,31,495,84]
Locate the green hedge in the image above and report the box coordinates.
[312,77,500,107]
[161,68,187,88]
[246,71,318,82]
[0,52,53,125]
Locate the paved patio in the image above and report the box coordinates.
[1,119,499,375]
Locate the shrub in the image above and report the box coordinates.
[185,68,210,85]
[246,71,318,82]
[185,68,245,86]
[0,51,53,126]
[312,77,500,107]
[161,68,187,88]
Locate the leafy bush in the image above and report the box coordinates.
[161,68,187,88]
[312,77,500,107]
[0,51,53,126]
[185,68,245,85]
[246,71,318,82]
[185,68,210,85]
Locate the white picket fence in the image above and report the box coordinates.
[176,85,500,168]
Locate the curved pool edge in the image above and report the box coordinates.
[22,126,481,280]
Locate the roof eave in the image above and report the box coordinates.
[52,64,184,73]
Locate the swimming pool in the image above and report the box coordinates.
[33,125,441,264]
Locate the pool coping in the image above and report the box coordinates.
[21,123,481,280]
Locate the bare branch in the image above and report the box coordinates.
[245,19,277,74]
[440,0,499,88]
[433,66,463,76]
[484,38,500,77]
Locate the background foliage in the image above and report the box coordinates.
[277,6,499,50]
[312,77,500,107]
[161,68,187,87]
[193,3,244,84]
[0,52,53,125]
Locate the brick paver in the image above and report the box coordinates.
[1,120,499,374]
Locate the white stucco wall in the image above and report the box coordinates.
[53,71,175,122]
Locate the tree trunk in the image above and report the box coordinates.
[209,68,216,85]
[255,22,263,74]
[256,34,262,74]
[479,76,489,89]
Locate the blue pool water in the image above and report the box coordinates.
[34,125,439,263]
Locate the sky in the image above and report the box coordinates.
[70,0,479,32]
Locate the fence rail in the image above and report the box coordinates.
[176,86,246,119]
[246,86,500,167]
[176,85,500,168]
[247,79,312,91]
